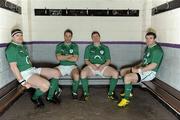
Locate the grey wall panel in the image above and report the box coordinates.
[0,48,15,88]
[156,47,180,91]
[31,43,142,68]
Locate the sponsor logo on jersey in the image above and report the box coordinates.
[90,50,95,53]
[20,50,24,53]
[94,55,102,61]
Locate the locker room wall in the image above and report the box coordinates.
[151,0,180,91]
[0,0,22,88]
[28,0,145,70]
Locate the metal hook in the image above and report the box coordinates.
[15,0,21,12]
[5,0,8,7]
[66,8,68,15]
[107,8,109,15]
[127,9,130,15]
[155,7,158,13]
[166,2,170,9]
[44,7,47,14]
[86,8,88,15]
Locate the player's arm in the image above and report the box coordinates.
[99,59,111,69]
[140,63,157,72]
[134,61,143,68]
[132,63,157,73]
[85,59,92,66]
[132,50,162,73]
[9,62,31,88]
[85,59,98,70]
[84,46,97,68]
[56,44,71,61]
[10,62,23,81]
[56,54,72,61]
[66,45,79,62]
[66,55,79,62]
[99,46,111,69]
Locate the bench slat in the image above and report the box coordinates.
[143,81,180,114]
[152,79,180,101]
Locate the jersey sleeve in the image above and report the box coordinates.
[55,44,62,55]
[151,49,163,65]
[5,47,17,63]
[73,44,79,56]
[84,45,90,60]
[104,46,111,60]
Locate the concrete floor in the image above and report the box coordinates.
[0,87,178,120]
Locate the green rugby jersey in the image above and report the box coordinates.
[56,42,79,65]
[5,42,32,72]
[84,43,111,64]
[142,44,164,72]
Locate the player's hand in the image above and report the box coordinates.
[22,82,32,89]
[131,67,138,73]
[98,65,106,72]
[67,55,73,58]
[90,64,98,70]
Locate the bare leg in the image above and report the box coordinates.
[27,74,50,92]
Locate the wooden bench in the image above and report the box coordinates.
[143,79,180,118]
[0,80,25,115]
[59,76,124,85]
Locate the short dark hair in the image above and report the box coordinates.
[64,29,73,36]
[145,32,156,39]
[91,31,100,37]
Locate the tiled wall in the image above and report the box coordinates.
[0,48,14,88]
[156,47,180,91]
[151,1,180,91]
[0,0,22,88]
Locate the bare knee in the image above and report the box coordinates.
[120,69,125,76]
[53,69,61,79]
[120,68,129,76]
[124,74,133,84]
[112,70,119,79]
[81,69,87,78]
[72,71,80,80]
[40,81,50,92]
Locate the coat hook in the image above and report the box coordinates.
[127,8,130,15]
[155,7,158,13]
[66,8,68,15]
[44,7,47,14]
[107,8,109,15]
[166,2,170,9]
[5,0,8,7]
[86,8,88,15]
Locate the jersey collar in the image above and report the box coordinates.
[93,42,101,47]
[148,43,157,48]
[64,42,72,46]
[11,41,23,46]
